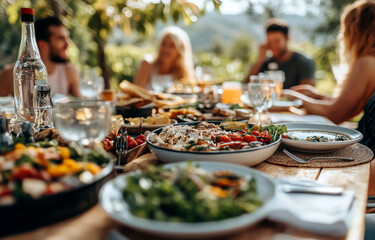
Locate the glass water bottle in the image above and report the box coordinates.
[13,8,48,122]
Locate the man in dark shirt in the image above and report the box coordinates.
[244,18,316,88]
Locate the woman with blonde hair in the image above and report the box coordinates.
[133,26,197,92]
[284,0,375,126]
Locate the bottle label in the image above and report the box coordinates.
[35,85,52,106]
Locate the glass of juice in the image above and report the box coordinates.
[221,81,242,104]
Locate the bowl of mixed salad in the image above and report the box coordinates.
[0,139,113,236]
[146,121,286,166]
[99,161,276,238]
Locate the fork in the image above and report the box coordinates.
[114,126,128,170]
[283,149,354,164]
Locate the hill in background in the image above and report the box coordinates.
[111,11,322,52]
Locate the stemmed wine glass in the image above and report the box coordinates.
[80,68,104,99]
[247,74,276,125]
[53,98,111,160]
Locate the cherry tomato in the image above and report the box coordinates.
[136,134,146,142]
[135,139,144,145]
[128,139,139,149]
[251,131,260,136]
[243,135,257,142]
[11,165,39,181]
[228,133,242,141]
[228,142,244,149]
[259,131,271,144]
[219,135,231,142]
[282,134,288,138]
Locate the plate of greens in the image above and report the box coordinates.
[99,161,276,238]
[281,123,363,153]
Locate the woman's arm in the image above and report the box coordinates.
[133,59,153,88]
[285,56,375,124]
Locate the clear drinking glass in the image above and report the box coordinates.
[266,70,285,99]
[247,74,276,125]
[53,99,111,158]
[80,68,104,99]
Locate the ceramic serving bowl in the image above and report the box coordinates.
[146,121,281,167]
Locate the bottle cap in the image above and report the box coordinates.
[21,8,34,22]
[21,8,34,15]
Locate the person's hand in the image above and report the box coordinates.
[258,42,269,62]
[290,84,319,98]
[281,89,300,100]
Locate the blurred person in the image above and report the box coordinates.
[244,18,316,88]
[284,0,375,147]
[133,26,197,92]
[0,16,80,97]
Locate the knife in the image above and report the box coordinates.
[282,184,344,195]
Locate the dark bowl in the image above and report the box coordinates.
[0,160,114,237]
[116,105,153,118]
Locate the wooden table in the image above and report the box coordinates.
[4,155,370,240]
[3,110,371,240]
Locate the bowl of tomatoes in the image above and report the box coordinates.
[102,133,149,165]
[146,121,285,167]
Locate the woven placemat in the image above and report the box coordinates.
[266,143,374,168]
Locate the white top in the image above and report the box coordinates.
[149,73,174,92]
[48,64,69,96]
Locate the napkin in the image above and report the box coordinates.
[270,113,331,124]
[268,178,355,237]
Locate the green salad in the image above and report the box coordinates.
[122,163,263,222]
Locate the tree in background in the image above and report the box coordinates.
[1,0,221,89]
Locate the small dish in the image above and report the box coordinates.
[280,123,363,153]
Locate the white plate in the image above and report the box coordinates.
[280,123,363,153]
[146,122,281,166]
[99,161,276,238]
[241,95,302,111]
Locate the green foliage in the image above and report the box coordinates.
[0,0,347,96]
[105,43,154,87]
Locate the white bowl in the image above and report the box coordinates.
[99,161,276,238]
[146,122,281,166]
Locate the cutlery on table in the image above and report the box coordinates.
[282,184,344,195]
[282,149,354,164]
[114,126,128,170]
